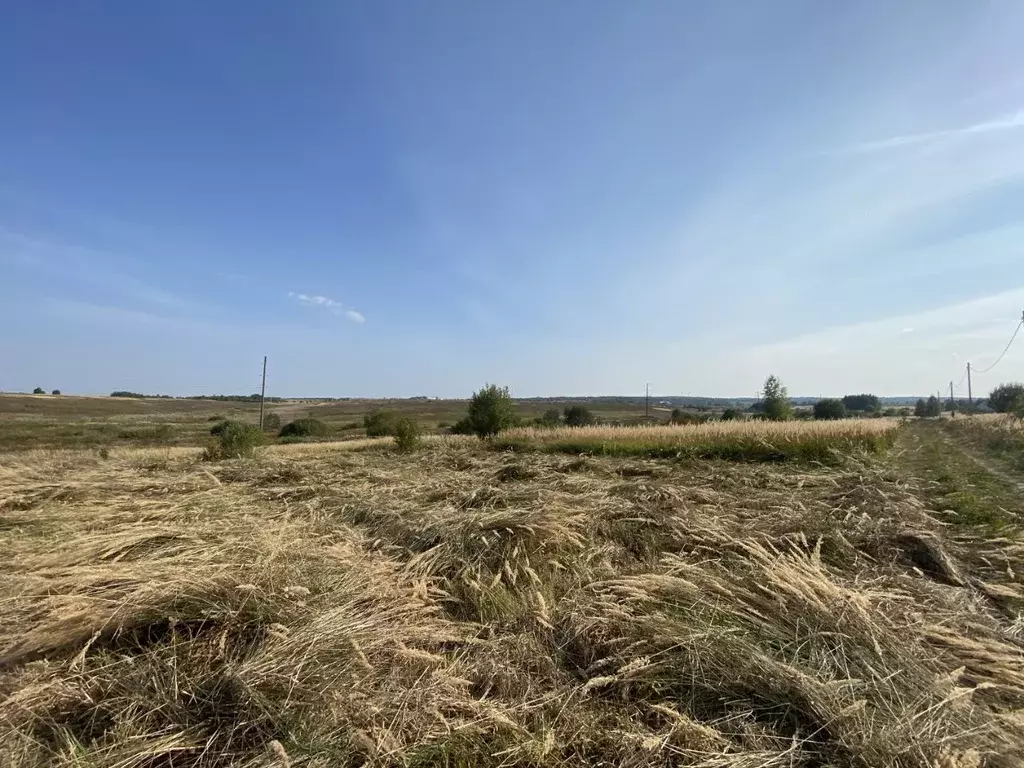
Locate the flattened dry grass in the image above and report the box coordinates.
[494,418,901,462]
[1,441,1022,767]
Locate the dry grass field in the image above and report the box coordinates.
[495,419,901,462]
[2,419,1024,767]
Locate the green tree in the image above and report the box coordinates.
[926,395,941,418]
[563,404,595,427]
[538,408,562,427]
[32,387,44,395]
[761,375,793,421]
[467,384,517,438]
[841,394,880,413]
[813,398,846,420]
[914,399,927,417]
[51,389,61,396]
[720,408,740,421]
[987,383,1024,413]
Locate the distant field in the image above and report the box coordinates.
[0,394,671,451]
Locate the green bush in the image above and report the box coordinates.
[32,387,45,395]
[364,409,398,437]
[538,408,562,428]
[449,417,475,435]
[720,408,741,421]
[261,412,282,432]
[278,418,330,438]
[51,389,61,396]
[671,408,711,425]
[988,383,1024,413]
[393,417,421,452]
[466,384,517,438]
[209,419,237,436]
[841,393,880,413]
[563,405,595,427]
[204,421,265,460]
[813,399,846,420]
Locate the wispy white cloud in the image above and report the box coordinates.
[287,291,343,313]
[841,109,1024,154]
[287,291,365,323]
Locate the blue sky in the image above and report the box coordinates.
[2,1,1024,398]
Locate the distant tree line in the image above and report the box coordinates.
[988,383,1024,415]
[110,391,284,403]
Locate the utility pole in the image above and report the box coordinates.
[966,362,972,409]
[645,383,650,420]
[259,356,267,429]
[949,380,955,413]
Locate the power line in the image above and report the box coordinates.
[973,317,1024,374]
[955,366,968,390]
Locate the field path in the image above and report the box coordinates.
[953,435,1024,497]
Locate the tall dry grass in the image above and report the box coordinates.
[1,440,1021,766]
[496,417,901,462]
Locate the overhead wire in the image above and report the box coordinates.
[972,320,1023,374]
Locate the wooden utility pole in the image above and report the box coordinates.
[949,380,955,412]
[967,362,972,409]
[645,383,650,420]
[259,356,267,429]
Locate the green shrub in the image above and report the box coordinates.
[720,408,741,421]
[563,405,595,427]
[279,418,330,438]
[841,393,880,413]
[988,383,1024,413]
[210,419,239,436]
[32,387,44,395]
[261,412,282,432]
[204,421,265,460]
[671,409,712,425]
[364,410,398,437]
[813,399,846,420]
[466,384,517,439]
[393,417,422,452]
[537,408,562,428]
[51,389,61,396]
[449,417,475,435]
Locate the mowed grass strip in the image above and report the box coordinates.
[493,418,901,462]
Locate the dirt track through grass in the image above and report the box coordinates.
[2,437,1024,766]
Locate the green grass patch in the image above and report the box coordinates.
[898,422,1019,531]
